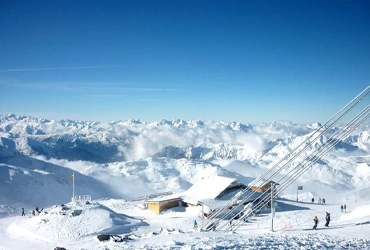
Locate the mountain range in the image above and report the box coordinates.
[1,114,370,213]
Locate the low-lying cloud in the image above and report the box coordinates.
[113,123,270,161]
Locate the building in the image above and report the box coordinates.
[181,176,248,217]
[145,195,181,214]
[145,176,255,215]
[249,178,279,193]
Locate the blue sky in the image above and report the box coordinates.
[1,0,369,124]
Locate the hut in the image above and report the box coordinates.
[145,195,181,214]
[249,178,279,193]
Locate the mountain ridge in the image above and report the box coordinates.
[1,114,370,211]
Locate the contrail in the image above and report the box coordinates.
[0,65,122,72]
[85,87,181,91]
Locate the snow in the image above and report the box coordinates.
[1,197,370,249]
[183,175,237,200]
[339,204,370,221]
[1,115,370,249]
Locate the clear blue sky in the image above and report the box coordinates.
[1,0,369,124]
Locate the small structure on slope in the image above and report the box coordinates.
[249,178,279,193]
[145,195,181,214]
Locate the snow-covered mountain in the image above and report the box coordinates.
[1,114,370,210]
[0,145,120,210]
[1,114,370,249]
[2,114,368,161]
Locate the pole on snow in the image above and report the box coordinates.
[296,186,298,201]
[72,172,75,203]
[271,184,274,232]
[297,186,303,201]
[202,203,204,219]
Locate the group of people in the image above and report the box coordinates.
[311,197,326,204]
[318,198,326,204]
[32,207,44,216]
[313,212,331,229]
[22,207,44,216]
[340,204,347,213]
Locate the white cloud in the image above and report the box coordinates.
[11,83,86,91]
[114,123,269,161]
[33,155,98,173]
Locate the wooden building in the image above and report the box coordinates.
[145,196,180,214]
[249,179,279,193]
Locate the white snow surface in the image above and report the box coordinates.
[183,175,237,200]
[1,196,370,249]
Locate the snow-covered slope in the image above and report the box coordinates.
[0,145,119,212]
[83,157,254,199]
[1,194,370,250]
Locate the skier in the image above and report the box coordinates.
[21,208,25,216]
[325,212,330,227]
[344,204,347,213]
[313,216,319,229]
[193,220,198,229]
[340,205,343,213]
[311,197,314,203]
[322,198,326,205]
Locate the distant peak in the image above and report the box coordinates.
[127,119,142,124]
[160,119,171,125]
[307,122,324,130]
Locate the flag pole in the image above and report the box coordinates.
[296,186,298,201]
[271,184,274,232]
[73,172,75,203]
[297,186,303,201]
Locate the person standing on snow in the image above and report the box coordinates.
[340,205,343,213]
[312,197,314,203]
[344,204,347,213]
[21,208,25,216]
[193,220,198,229]
[322,198,326,204]
[313,216,319,229]
[325,212,330,227]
